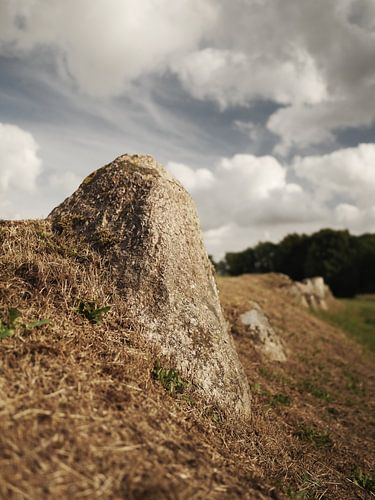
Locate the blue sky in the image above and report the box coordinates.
[1,0,375,257]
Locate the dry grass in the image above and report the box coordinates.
[0,221,374,499]
[218,274,374,499]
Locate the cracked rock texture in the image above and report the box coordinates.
[49,154,251,415]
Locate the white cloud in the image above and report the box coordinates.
[334,203,361,224]
[0,122,83,219]
[167,162,214,192]
[268,89,375,154]
[293,143,375,207]
[203,220,327,260]
[172,0,375,152]
[0,0,217,97]
[0,122,42,193]
[168,143,375,257]
[204,223,261,258]
[216,154,286,201]
[167,154,321,234]
[333,203,375,235]
[1,0,375,153]
[174,46,327,109]
[48,171,81,195]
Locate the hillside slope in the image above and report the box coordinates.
[0,221,374,499]
[218,274,374,498]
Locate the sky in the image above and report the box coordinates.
[0,0,375,258]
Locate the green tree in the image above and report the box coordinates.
[220,229,375,297]
[225,247,255,275]
[275,233,309,280]
[304,229,358,297]
[356,234,375,293]
[253,241,277,273]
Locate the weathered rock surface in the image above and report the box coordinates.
[49,154,251,415]
[239,304,287,362]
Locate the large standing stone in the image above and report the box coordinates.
[49,154,251,415]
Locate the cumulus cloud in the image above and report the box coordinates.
[172,0,375,152]
[0,122,83,219]
[293,143,375,207]
[0,0,217,97]
[171,0,372,153]
[167,153,321,233]
[268,89,375,154]
[1,0,375,153]
[0,122,42,193]
[174,47,327,109]
[167,162,214,192]
[334,203,375,235]
[168,143,375,257]
[0,122,43,219]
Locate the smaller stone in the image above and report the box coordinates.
[293,276,332,310]
[239,304,287,362]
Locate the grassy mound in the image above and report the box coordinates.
[316,295,375,352]
[0,221,374,499]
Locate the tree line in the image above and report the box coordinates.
[213,229,375,297]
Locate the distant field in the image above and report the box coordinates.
[317,295,375,352]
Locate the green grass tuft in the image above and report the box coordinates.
[349,469,375,493]
[152,360,187,395]
[77,301,111,324]
[294,424,333,449]
[298,379,332,401]
[270,393,291,406]
[0,307,49,339]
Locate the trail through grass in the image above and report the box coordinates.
[317,295,375,352]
